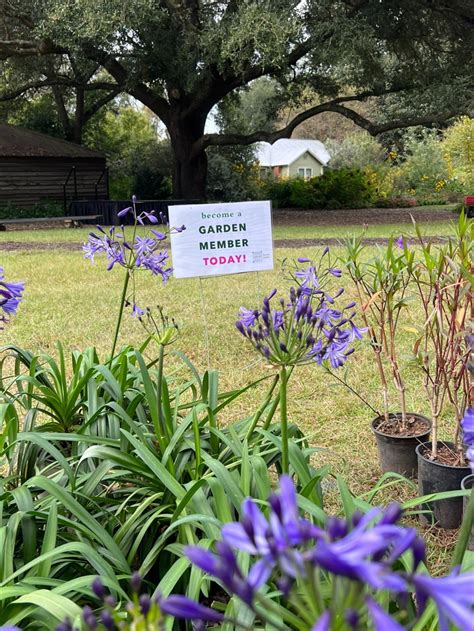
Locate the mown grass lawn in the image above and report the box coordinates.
[0,221,458,242]
[0,220,461,572]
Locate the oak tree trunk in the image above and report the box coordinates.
[168,109,207,200]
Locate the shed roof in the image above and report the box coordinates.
[0,124,105,159]
[255,138,330,168]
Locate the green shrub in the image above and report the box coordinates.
[263,168,376,209]
[0,200,64,220]
[263,177,293,208]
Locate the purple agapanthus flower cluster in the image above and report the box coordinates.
[461,408,474,471]
[180,476,474,630]
[83,197,184,282]
[0,266,25,329]
[236,252,366,368]
[56,572,223,631]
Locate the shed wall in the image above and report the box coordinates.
[0,157,107,207]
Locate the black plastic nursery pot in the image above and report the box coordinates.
[371,413,431,478]
[416,442,471,530]
[461,474,474,551]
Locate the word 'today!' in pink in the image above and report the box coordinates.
[203,254,247,266]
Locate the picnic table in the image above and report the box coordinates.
[0,215,102,230]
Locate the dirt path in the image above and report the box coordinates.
[272,206,455,226]
[0,235,449,252]
[0,206,455,252]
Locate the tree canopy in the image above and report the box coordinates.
[0,0,472,198]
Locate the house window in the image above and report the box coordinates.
[298,167,312,180]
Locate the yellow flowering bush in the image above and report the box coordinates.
[440,117,474,191]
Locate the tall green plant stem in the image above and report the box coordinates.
[157,343,166,441]
[111,269,130,359]
[280,365,289,474]
[353,278,389,421]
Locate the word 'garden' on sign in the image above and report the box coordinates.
[168,201,273,278]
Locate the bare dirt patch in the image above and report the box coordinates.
[0,235,449,252]
[0,241,79,252]
[272,206,455,226]
[0,207,454,252]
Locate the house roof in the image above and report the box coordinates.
[255,138,330,168]
[0,124,105,159]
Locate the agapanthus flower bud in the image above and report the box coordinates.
[345,608,359,629]
[91,577,105,600]
[276,575,294,598]
[140,593,152,615]
[82,605,97,629]
[235,320,247,336]
[379,502,403,525]
[412,536,426,571]
[327,517,348,540]
[117,206,132,218]
[100,609,115,630]
[131,571,142,592]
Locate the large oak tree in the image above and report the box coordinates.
[0,0,472,198]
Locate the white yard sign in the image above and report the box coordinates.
[168,201,273,279]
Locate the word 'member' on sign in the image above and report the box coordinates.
[168,201,273,278]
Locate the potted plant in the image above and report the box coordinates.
[344,236,431,477]
[409,214,472,528]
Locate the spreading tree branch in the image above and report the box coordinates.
[326,103,467,135]
[0,36,170,122]
[194,92,468,155]
[84,88,122,121]
[80,44,171,123]
[0,77,121,101]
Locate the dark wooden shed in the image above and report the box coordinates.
[0,124,108,207]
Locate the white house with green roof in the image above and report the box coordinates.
[256,139,330,179]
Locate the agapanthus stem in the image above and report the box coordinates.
[262,366,295,432]
[157,342,166,442]
[111,268,130,359]
[280,365,289,474]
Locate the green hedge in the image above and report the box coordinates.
[263,168,377,209]
[0,200,64,220]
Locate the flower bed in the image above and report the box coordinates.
[0,200,472,630]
